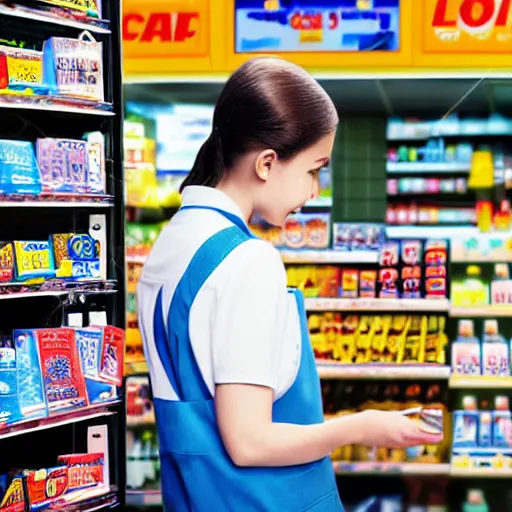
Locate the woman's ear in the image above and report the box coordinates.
[255,149,277,181]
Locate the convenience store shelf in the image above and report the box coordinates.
[280,250,378,264]
[449,375,512,389]
[0,280,117,300]
[450,468,512,478]
[0,95,114,115]
[450,305,512,317]
[386,162,471,174]
[0,402,120,440]
[305,297,450,312]
[0,3,111,33]
[332,461,450,476]
[317,361,451,380]
[126,490,162,507]
[386,225,477,239]
[0,193,115,208]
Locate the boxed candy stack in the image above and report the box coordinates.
[0,134,106,198]
[0,452,107,511]
[0,325,125,427]
[0,232,102,284]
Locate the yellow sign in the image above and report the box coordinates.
[122,0,209,60]
[423,0,512,53]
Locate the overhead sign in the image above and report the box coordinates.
[424,0,512,53]
[234,0,401,53]
[122,0,209,59]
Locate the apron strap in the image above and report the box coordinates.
[167,225,252,401]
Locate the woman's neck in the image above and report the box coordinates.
[215,179,254,224]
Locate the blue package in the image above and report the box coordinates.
[0,140,42,196]
[13,329,47,421]
[0,337,21,425]
[76,327,117,404]
[493,410,512,448]
[478,411,492,447]
[76,328,102,380]
[453,410,478,449]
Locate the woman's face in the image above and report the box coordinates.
[256,131,336,227]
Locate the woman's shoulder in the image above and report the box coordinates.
[215,236,286,288]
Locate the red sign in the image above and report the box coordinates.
[424,0,512,53]
[123,0,209,59]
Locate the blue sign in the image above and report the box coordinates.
[235,0,400,53]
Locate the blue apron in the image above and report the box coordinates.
[151,205,343,511]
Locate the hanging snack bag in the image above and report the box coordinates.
[43,30,104,101]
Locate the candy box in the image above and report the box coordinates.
[0,242,14,283]
[13,241,55,282]
[0,140,42,196]
[0,46,43,87]
[303,213,330,249]
[43,31,104,101]
[76,328,116,404]
[37,138,88,193]
[25,465,68,510]
[57,453,104,492]
[0,337,21,426]
[13,330,47,421]
[284,214,306,249]
[0,474,26,512]
[340,269,358,298]
[97,326,124,387]
[37,328,88,414]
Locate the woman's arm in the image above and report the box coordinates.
[216,383,442,467]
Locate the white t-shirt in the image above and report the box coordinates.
[137,186,301,402]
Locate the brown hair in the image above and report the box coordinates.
[180,57,338,191]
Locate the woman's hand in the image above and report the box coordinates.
[350,409,444,448]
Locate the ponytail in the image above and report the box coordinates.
[179,128,224,192]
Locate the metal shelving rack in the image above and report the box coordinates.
[0,1,126,509]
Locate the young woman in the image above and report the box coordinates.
[138,57,443,511]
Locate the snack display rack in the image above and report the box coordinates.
[0,1,126,510]
[122,82,512,508]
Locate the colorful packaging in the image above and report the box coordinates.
[378,268,399,298]
[42,31,104,101]
[13,330,47,421]
[283,215,305,249]
[0,336,20,425]
[379,242,399,267]
[401,240,422,265]
[402,266,421,299]
[359,270,377,298]
[85,132,106,194]
[453,401,478,449]
[340,269,358,299]
[0,242,14,283]
[482,320,509,377]
[25,466,68,509]
[98,326,124,387]
[36,138,88,193]
[0,46,43,87]
[13,241,55,282]
[304,214,330,249]
[37,328,88,413]
[0,475,25,512]
[57,453,104,491]
[478,411,492,447]
[0,140,42,196]
[451,320,481,376]
[493,396,512,448]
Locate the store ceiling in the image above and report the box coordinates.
[124,77,512,118]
